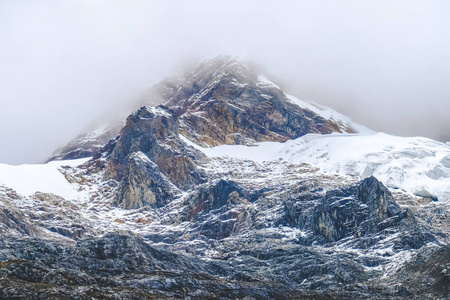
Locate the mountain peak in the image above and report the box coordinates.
[196,55,249,72]
[1,56,449,299]
[157,56,354,147]
[49,56,367,160]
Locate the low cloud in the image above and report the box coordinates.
[0,0,449,164]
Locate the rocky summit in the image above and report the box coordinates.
[0,56,449,299]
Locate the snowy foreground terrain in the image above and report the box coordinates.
[1,131,449,299]
[0,57,449,299]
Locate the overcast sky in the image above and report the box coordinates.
[1,0,449,164]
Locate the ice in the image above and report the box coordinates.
[280,133,450,201]
[182,132,450,202]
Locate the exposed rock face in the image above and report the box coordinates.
[166,56,345,146]
[0,206,42,237]
[0,233,308,300]
[107,106,205,188]
[104,57,360,211]
[0,165,446,299]
[0,187,98,240]
[388,245,450,298]
[106,106,205,208]
[47,56,368,213]
[114,152,180,209]
[47,91,167,162]
[187,179,250,220]
[0,176,444,299]
[357,175,405,233]
[185,179,253,239]
[313,176,408,242]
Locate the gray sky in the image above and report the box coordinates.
[1,0,449,164]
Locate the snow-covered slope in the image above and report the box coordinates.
[287,94,373,134]
[0,158,89,199]
[183,132,450,202]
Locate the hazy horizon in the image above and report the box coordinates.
[1,0,449,165]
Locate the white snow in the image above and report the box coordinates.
[286,94,373,134]
[257,75,280,88]
[146,105,171,117]
[280,133,450,201]
[180,134,281,163]
[181,133,450,202]
[0,158,89,199]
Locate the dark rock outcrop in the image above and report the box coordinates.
[48,56,359,163]
[357,175,405,233]
[187,179,250,220]
[183,179,254,239]
[48,56,365,213]
[388,245,450,299]
[313,176,408,242]
[3,56,446,299]
[103,57,360,211]
[0,233,307,300]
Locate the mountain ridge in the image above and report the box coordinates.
[0,56,448,299]
[48,56,368,162]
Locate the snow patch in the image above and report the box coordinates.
[0,158,90,199]
[257,75,280,88]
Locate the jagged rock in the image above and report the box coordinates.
[50,56,361,163]
[0,233,307,300]
[107,106,205,189]
[0,56,447,299]
[313,176,408,242]
[183,179,253,239]
[388,245,450,299]
[167,56,346,147]
[0,206,42,237]
[357,176,405,233]
[186,179,250,220]
[47,91,168,163]
[114,152,180,209]
[106,106,205,208]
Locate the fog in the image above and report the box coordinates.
[1,0,449,164]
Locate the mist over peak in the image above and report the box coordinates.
[1,1,449,164]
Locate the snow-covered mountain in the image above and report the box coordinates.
[0,56,449,299]
[49,56,370,162]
